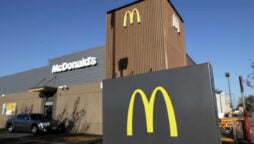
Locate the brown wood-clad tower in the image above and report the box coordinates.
[106,0,187,79]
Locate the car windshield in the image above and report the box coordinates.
[30,114,49,120]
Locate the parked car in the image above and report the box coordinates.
[6,113,65,134]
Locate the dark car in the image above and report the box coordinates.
[6,113,65,134]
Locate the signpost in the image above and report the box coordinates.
[103,63,221,144]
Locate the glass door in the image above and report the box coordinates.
[44,96,54,119]
[44,101,53,118]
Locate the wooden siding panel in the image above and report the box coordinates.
[106,0,166,79]
[106,0,187,79]
[161,0,187,68]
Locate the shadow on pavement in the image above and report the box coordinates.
[0,129,102,144]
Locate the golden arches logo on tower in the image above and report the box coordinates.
[127,86,178,137]
[123,8,141,28]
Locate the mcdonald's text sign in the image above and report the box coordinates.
[103,63,221,144]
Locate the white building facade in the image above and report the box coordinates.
[216,92,232,118]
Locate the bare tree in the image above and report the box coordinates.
[247,60,254,88]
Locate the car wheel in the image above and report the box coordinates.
[7,124,14,133]
[31,125,39,134]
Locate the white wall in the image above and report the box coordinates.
[216,92,232,115]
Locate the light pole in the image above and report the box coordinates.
[239,76,246,111]
[225,72,233,112]
[225,72,237,140]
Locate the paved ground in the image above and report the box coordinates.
[1,118,254,144]
[0,130,102,144]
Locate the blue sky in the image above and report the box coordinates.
[0,0,253,107]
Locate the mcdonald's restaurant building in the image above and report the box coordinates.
[0,0,195,135]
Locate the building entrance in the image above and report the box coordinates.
[44,96,55,119]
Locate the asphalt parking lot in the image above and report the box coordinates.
[1,120,254,144]
[0,129,102,144]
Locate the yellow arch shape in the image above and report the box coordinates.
[127,86,178,137]
[123,8,141,27]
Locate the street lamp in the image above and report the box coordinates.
[225,72,237,140]
[225,72,233,112]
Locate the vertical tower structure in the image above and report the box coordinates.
[106,0,187,79]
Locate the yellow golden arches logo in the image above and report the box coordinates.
[127,86,178,137]
[123,8,141,28]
